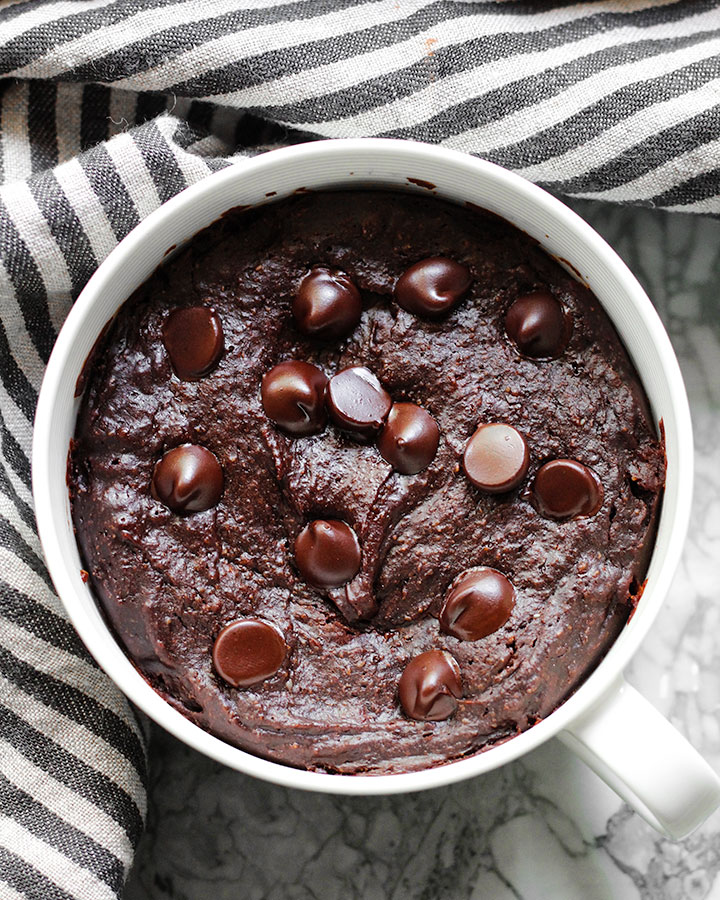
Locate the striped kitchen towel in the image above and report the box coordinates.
[0,1,717,897]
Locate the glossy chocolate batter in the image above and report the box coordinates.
[70,191,665,774]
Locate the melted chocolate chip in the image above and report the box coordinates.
[532,459,604,519]
[212,618,287,688]
[295,519,362,588]
[293,267,363,340]
[326,366,392,438]
[395,257,472,318]
[377,402,440,474]
[463,423,529,493]
[162,306,224,380]
[505,291,571,359]
[152,444,223,513]
[398,650,462,721]
[440,567,516,641]
[261,360,328,436]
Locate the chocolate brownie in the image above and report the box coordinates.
[70,191,665,774]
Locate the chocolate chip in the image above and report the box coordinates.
[152,444,223,513]
[162,306,224,380]
[377,402,440,474]
[394,257,472,318]
[532,459,604,519]
[212,618,287,688]
[398,650,462,721]
[295,519,362,588]
[261,360,328,436]
[505,291,571,359]
[463,423,529,493]
[326,366,392,438]
[293,267,362,340]
[440,567,516,641]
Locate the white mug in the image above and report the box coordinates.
[32,138,720,839]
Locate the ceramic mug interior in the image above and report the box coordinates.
[32,138,692,797]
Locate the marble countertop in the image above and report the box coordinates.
[124,198,720,900]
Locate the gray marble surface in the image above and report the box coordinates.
[124,199,720,900]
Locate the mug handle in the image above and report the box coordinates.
[559,677,720,839]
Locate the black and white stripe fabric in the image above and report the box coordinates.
[1,0,719,211]
[0,1,717,897]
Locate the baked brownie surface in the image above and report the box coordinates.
[70,191,665,774]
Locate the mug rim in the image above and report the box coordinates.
[32,138,693,794]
